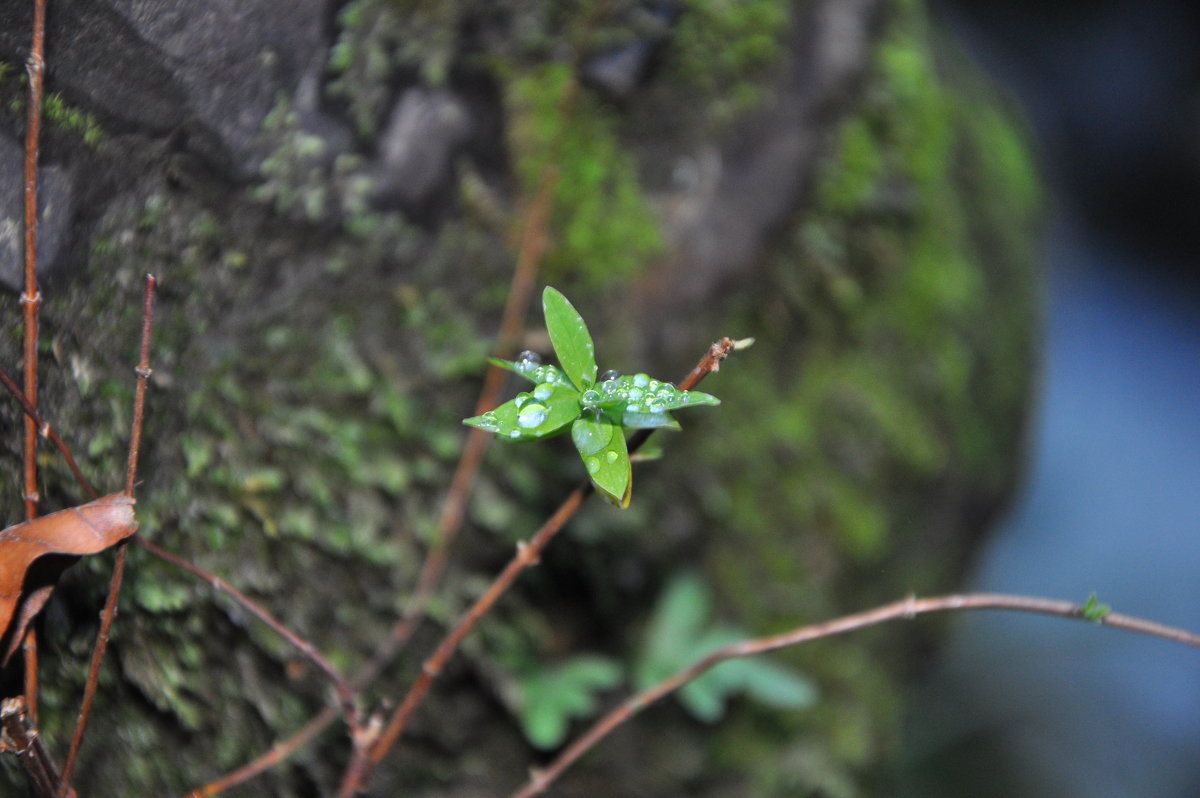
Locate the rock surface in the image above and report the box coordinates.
[0,1,1041,795]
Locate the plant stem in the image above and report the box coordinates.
[510,592,1200,797]
[59,275,156,794]
[337,338,740,796]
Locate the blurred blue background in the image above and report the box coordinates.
[910,1,1200,795]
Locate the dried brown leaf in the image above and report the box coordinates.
[0,494,137,656]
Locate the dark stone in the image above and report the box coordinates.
[369,87,471,214]
[0,0,332,176]
[0,136,76,293]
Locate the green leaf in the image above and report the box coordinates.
[488,357,572,387]
[571,412,630,507]
[465,383,581,441]
[634,573,817,724]
[517,656,623,749]
[543,287,598,390]
[1083,592,1111,623]
[617,411,682,431]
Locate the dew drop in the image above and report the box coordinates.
[517,403,548,428]
[586,457,601,474]
[517,350,542,368]
[647,402,665,414]
[514,392,532,408]
[533,382,554,401]
[632,373,650,388]
[509,430,521,439]
[628,387,644,401]
[605,451,619,464]
[648,379,661,390]
[627,404,641,413]
[678,392,690,404]
[581,389,601,406]
[600,369,621,382]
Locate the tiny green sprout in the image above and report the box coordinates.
[464,286,720,507]
[1082,592,1111,623]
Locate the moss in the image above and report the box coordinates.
[638,0,1043,791]
[666,0,793,125]
[0,62,106,148]
[507,64,662,285]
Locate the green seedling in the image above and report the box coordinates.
[464,287,720,507]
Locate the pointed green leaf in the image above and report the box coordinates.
[488,357,572,387]
[571,413,630,507]
[618,411,681,431]
[543,287,598,390]
[465,384,581,441]
[571,410,613,454]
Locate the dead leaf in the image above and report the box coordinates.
[0,494,137,659]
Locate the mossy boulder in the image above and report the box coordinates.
[1,0,1039,794]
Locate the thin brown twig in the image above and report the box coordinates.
[22,0,47,522]
[336,338,740,797]
[0,366,98,498]
[509,592,1200,798]
[184,706,339,797]
[59,275,156,794]
[20,0,49,741]
[360,153,563,685]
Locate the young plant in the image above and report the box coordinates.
[464,287,719,506]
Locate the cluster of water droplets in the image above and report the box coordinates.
[513,350,571,388]
[578,370,693,415]
[583,449,622,475]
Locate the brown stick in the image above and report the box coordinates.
[59,275,157,794]
[1,697,76,798]
[20,0,49,743]
[184,706,339,797]
[336,338,740,797]
[22,0,47,521]
[509,592,1200,797]
[0,366,98,498]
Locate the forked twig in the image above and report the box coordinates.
[337,338,741,797]
[509,593,1200,797]
[1,697,75,798]
[58,275,156,793]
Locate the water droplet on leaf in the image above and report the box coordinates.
[632,373,650,388]
[627,404,641,413]
[586,457,601,474]
[514,392,532,408]
[517,350,542,368]
[605,451,619,464]
[581,389,601,406]
[533,383,554,401]
[517,403,549,428]
[628,387,643,401]
[600,370,621,382]
[509,430,521,439]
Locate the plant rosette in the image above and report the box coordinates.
[464,287,719,507]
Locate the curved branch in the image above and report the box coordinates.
[510,592,1200,797]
